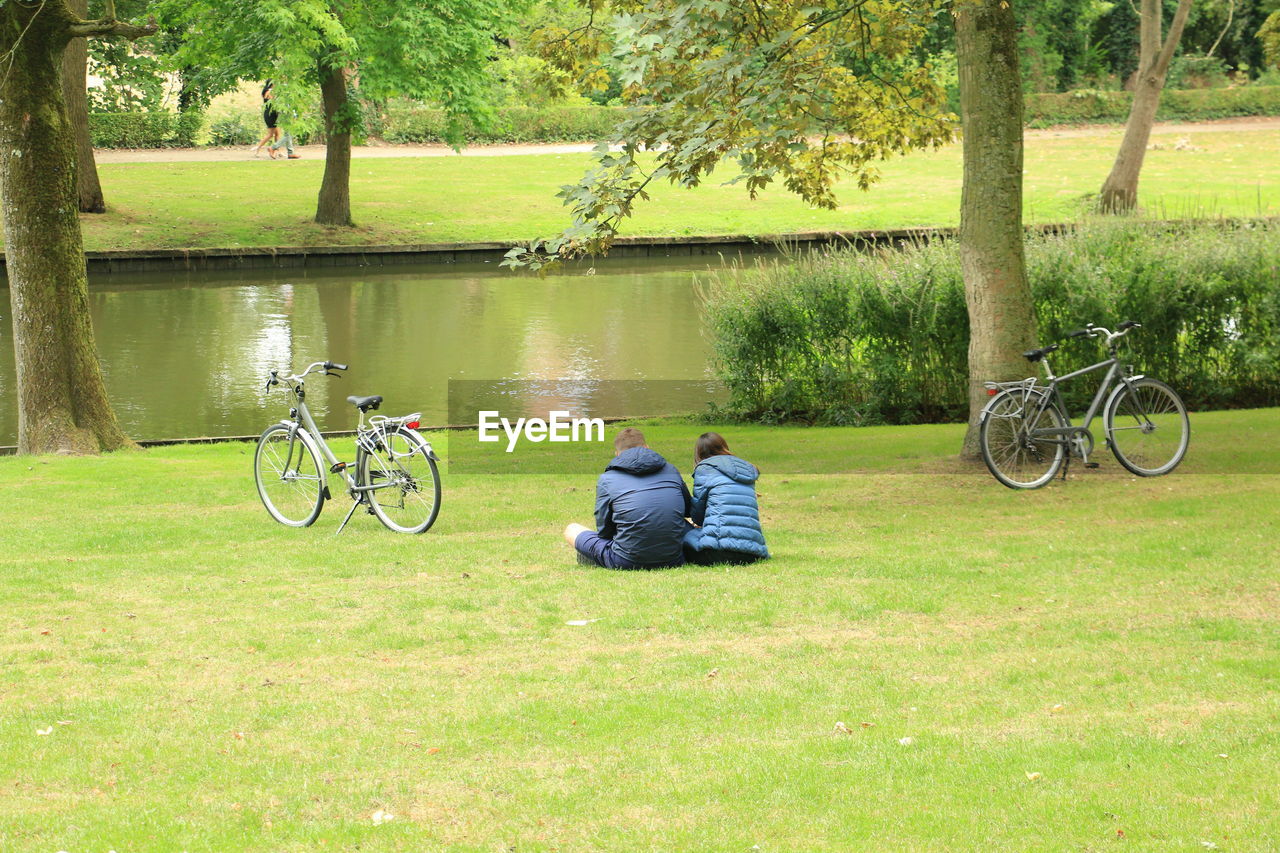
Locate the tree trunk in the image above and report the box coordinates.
[955,0,1039,458]
[316,63,354,227]
[1099,0,1194,213]
[0,3,132,454]
[61,0,105,214]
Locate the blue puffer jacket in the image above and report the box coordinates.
[683,454,769,558]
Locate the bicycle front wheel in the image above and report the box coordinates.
[359,428,441,534]
[254,424,325,526]
[1105,378,1189,476]
[979,390,1067,489]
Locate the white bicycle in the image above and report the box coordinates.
[254,360,441,533]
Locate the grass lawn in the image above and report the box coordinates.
[1,410,1278,850]
[77,126,1280,251]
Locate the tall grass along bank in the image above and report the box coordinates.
[704,221,1280,424]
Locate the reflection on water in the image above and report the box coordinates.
[0,258,717,444]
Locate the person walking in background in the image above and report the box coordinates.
[682,432,769,566]
[253,80,281,158]
[563,427,692,570]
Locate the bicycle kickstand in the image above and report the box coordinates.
[335,496,362,535]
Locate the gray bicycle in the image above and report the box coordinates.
[254,360,441,533]
[979,321,1190,489]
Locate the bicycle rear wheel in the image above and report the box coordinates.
[979,390,1067,489]
[254,423,325,526]
[1105,378,1189,476]
[359,428,441,534]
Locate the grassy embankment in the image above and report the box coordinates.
[71,125,1280,251]
[1,410,1277,849]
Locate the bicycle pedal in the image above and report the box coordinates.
[330,461,347,473]
[1084,462,1100,468]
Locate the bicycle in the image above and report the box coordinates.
[253,360,442,533]
[978,321,1190,490]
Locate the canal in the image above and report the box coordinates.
[0,257,725,445]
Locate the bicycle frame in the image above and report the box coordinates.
[984,324,1149,463]
[1036,354,1139,436]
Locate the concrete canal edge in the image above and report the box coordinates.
[4,219,1261,275]
[37,228,968,275]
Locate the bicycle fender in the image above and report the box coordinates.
[979,386,1049,422]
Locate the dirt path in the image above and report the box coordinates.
[94,116,1280,164]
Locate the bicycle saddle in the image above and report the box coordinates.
[1022,344,1059,363]
[347,395,382,412]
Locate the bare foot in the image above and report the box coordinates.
[563,523,590,546]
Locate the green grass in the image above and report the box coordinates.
[75,126,1280,251]
[2,410,1278,849]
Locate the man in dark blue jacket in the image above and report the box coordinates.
[562,427,692,569]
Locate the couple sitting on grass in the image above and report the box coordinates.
[562,427,769,569]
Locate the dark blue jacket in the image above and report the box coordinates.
[596,447,693,567]
[683,454,769,558]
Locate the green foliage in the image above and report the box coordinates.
[1025,84,1280,125]
[88,110,202,148]
[706,222,1280,424]
[1166,54,1232,88]
[381,102,627,144]
[1261,10,1280,68]
[506,0,955,270]
[87,40,168,112]
[157,0,527,143]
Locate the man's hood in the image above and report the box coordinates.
[699,454,758,484]
[606,447,668,475]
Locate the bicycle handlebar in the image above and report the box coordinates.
[264,360,348,390]
[1065,321,1141,347]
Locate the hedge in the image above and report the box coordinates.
[87,86,1280,148]
[380,103,628,144]
[704,221,1280,425]
[88,111,202,148]
[1025,85,1280,127]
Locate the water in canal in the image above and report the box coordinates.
[0,257,722,445]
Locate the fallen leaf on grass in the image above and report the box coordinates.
[427,747,440,755]
[1025,771,1043,781]
[898,736,914,746]
[833,721,852,734]
[56,720,72,726]
[371,809,395,825]
[565,619,600,626]
[36,727,53,736]
[705,668,719,680]
[1050,704,1065,713]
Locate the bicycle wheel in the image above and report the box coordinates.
[254,423,325,526]
[359,428,441,534]
[1105,378,1190,476]
[979,390,1067,489]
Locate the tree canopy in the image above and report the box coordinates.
[505,0,955,269]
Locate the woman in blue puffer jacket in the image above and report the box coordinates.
[682,432,770,565]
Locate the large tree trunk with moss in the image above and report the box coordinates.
[0,2,133,454]
[316,63,354,227]
[1098,0,1193,214]
[61,0,106,214]
[955,0,1039,457]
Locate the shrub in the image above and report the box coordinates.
[381,102,627,144]
[89,111,203,148]
[705,221,1280,424]
[1025,85,1280,127]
